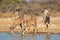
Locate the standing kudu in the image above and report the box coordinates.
[23,16,37,34]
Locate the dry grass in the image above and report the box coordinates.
[0,12,16,18]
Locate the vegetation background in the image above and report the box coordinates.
[0,0,60,18]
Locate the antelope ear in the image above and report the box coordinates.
[16,9,20,11]
[16,9,18,11]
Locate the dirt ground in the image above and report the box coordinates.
[0,17,60,34]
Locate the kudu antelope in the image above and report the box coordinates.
[9,8,25,33]
[43,8,50,28]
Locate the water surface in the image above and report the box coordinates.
[0,32,60,40]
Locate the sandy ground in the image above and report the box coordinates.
[0,17,60,34]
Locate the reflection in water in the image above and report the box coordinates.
[13,34,37,40]
[44,34,50,40]
[10,33,44,40]
[0,32,60,40]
